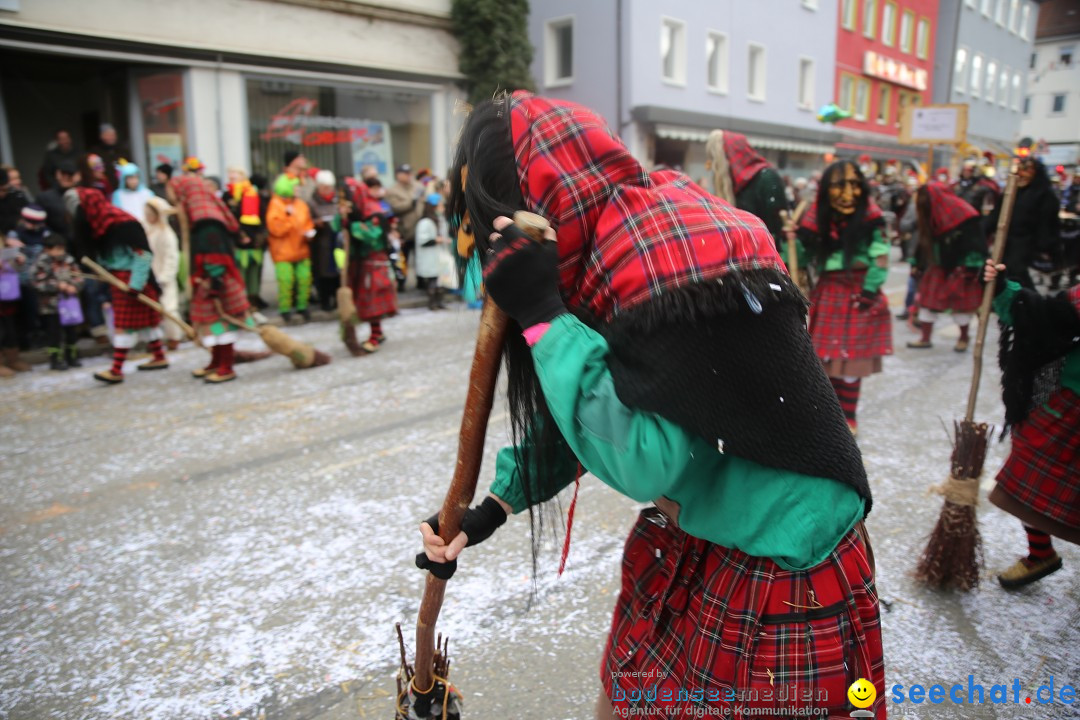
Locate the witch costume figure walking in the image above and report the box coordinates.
[414,93,884,719]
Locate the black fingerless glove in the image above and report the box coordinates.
[482,222,565,329]
[414,496,508,580]
[854,289,877,310]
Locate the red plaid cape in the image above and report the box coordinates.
[76,187,137,240]
[508,93,782,323]
[170,175,240,233]
[924,181,979,237]
[722,132,772,195]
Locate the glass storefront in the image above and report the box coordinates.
[246,76,432,185]
[135,71,188,172]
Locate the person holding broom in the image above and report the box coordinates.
[65,182,169,384]
[795,160,893,436]
[906,182,987,352]
[337,183,396,355]
[984,259,1079,589]
[416,93,883,719]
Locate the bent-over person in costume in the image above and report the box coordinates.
[984,260,1079,589]
[907,182,988,352]
[416,94,884,719]
[704,130,789,251]
[793,160,893,436]
[67,185,169,384]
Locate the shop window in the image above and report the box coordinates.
[545,17,574,87]
[246,77,431,186]
[900,11,914,53]
[748,43,767,101]
[798,57,815,109]
[876,84,890,124]
[954,47,968,94]
[1052,94,1066,114]
[986,60,997,103]
[661,18,687,85]
[135,72,188,173]
[916,18,930,59]
[970,53,983,97]
[707,31,729,93]
[881,2,897,46]
[863,0,877,38]
[854,78,870,120]
[841,0,857,30]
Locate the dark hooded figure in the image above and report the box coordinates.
[987,157,1061,290]
[414,93,882,720]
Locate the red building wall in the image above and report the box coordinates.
[834,0,938,137]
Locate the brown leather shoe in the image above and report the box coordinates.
[998,554,1062,589]
[138,359,170,371]
[204,370,237,384]
[93,369,124,384]
[954,339,970,352]
[906,340,933,349]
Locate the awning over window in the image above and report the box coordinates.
[655,124,834,155]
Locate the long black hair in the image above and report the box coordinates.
[811,160,879,268]
[448,96,577,576]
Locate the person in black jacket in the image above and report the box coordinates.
[987,158,1060,289]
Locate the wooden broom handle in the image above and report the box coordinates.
[81,256,197,340]
[965,172,1019,423]
[412,211,548,693]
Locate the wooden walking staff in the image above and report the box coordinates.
[780,200,809,295]
[400,211,550,718]
[80,256,197,340]
[915,171,1019,591]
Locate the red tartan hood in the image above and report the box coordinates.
[508,93,783,322]
[925,181,979,236]
[722,132,772,195]
[76,187,137,240]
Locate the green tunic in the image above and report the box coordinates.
[735,168,787,251]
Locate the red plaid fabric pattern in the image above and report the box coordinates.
[722,133,772,195]
[808,270,893,361]
[349,252,397,321]
[1071,284,1080,314]
[508,93,782,323]
[917,266,983,314]
[602,510,884,718]
[76,187,137,240]
[189,274,250,325]
[169,175,240,234]
[110,270,161,330]
[996,387,1080,529]
[925,182,979,237]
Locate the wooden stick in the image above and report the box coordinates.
[80,256,197,340]
[781,200,809,292]
[965,172,1019,423]
[411,211,548,695]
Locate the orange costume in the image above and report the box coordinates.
[266,175,315,316]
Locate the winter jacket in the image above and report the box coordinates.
[30,251,83,314]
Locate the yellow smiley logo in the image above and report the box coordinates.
[848,678,877,709]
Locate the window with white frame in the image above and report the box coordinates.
[970,53,983,97]
[661,18,687,85]
[954,47,969,93]
[1052,94,1066,114]
[916,18,930,59]
[839,74,855,113]
[1023,96,1030,114]
[985,60,997,103]
[995,0,1007,26]
[802,0,818,9]
[1061,45,1075,67]
[544,17,574,87]
[1008,0,1019,32]
[854,78,870,120]
[980,0,992,16]
[999,67,1009,106]
[1020,3,1031,40]
[1030,51,1037,69]
[1011,71,1021,110]
[900,11,914,53]
[798,57,815,108]
[707,31,729,93]
[748,43,767,101]
[841,0,857,30]
[882,2,897,46]
[876,83,890,124]
[863,0,878,38]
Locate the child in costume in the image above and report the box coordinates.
[907,182,987,352]
[225,168,268,309]
[112,163,154,220]
[338,184,397,353]
[309,170,341,311]
[704,130,789,250]
[143,197,182,350]
[795,160,893,436]
[413,193,452,310]
[67,184,168,384]
[984,260,1079,589]
[266,174,314,323]
[30,234,83,370]
[417,94,883,719]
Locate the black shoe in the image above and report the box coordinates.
[66,348,82,368]
[895,311,910,320]
[49,354,68,371]
[280,311,293,324]
[300,308,312,323]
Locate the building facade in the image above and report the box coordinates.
[1018,0,1080,171]
[932,0,1042,167]
[528,0,842,182]
[832,0,939,167]
[0,0,463,190]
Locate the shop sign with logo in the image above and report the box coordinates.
[864,51,928,91]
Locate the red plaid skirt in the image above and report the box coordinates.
[917,266,983,314]
[349,253,397,321]
[809,270,893,362]
[189,274,251,326]
[996,387,1080,530]
[110,271,161,330]
[602,510,885,718]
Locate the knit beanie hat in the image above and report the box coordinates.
[21,205,46,223]
[315,169,336,187]
[273,174,299,199]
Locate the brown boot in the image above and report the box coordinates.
[3,347,30,372]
